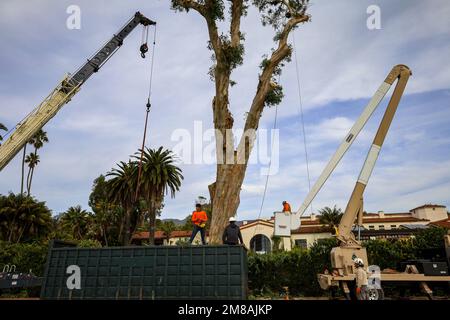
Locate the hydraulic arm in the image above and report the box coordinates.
[274,65,411,247]
[0,12,155,171]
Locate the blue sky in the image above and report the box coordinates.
[0,0,449,220]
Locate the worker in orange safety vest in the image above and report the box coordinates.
[282,201,291,213]
[189,203,208,245]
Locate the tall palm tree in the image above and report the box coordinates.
[318,205,343,234]
[23,130,48,195]
[135,147,183,245]
[0,123,7,145]
[25,152,40,195]
[106,161,138,246]
[58,205,92,240]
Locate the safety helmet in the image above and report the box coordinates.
[229,217,237,222]
[354,257,364,267]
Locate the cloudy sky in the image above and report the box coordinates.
[0,0,449,220]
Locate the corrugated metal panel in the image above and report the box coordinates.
[40,242,248,300]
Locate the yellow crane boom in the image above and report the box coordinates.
[0,12,155,171]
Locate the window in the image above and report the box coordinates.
[390,225,397,229]
[295,239,307,249]
[379,225,385,230]
[250,234,271,254]
[369,225,375,230]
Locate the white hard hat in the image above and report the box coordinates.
[229,217,237,222]
[354,258,364,266]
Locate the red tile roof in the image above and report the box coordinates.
[429,217,450,229]
[292,226,330,234]
[362,217,428,223]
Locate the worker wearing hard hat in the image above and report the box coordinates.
[282,201,291,213]
[354,258,368,300]
[222,217,244,246]
[189,203,208,245]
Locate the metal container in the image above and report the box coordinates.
[421,262,448,276]
[40,241,248,300]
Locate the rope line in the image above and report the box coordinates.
[292,30,313,215]
[252,75,280,241]
[135,25,157,203]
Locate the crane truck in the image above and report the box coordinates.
[0,12,156,172]
[275,65,450,299]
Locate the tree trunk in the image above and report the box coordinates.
[21,145,27,194]
[26,166,32,195]
[123,206,132,246]
[208,164,246,244]
[28,166,35,195]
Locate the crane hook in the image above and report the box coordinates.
[140,43,149,59]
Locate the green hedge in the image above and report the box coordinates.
[0,241,49,276]
[248,238,338,297]
[248,227,449,297]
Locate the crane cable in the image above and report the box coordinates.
[135,25,157,203]
[292,29,313,215]
[252,75,280,241]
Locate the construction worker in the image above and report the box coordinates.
[222,217,244,246]
[282,201,291,213]
[189,203,208,245]
[354,257,368,300]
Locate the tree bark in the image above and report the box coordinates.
[21,145,26,194]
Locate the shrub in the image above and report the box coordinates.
[0,241,49,276]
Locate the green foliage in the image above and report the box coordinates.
[0,240,49,276]
[248,228,449,297]
[264,84,283,107]
[248,238,337,296]
[158,221,177,241]
[414,226,448,249]
[318,205,343,232]
[253,0,310,31]
[88,175,122,246]
[0,193,53,243]
[57,205,93,241]
[77,239,102,248]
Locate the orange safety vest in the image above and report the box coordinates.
[283,203,291,212]
[192,210,208,227]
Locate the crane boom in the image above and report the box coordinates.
[0,12,155,171]
[274,65,411,237]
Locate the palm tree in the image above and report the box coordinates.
[318,206,343,234]
[58,205,92,240]
[135,147,183,245]
[106,161,138,246]
[0,192,52,243]
[89,175,122,246]
[23,130,48,195]
[0,123,7,145]
[159,221,177,244]
[25,152,40,195]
